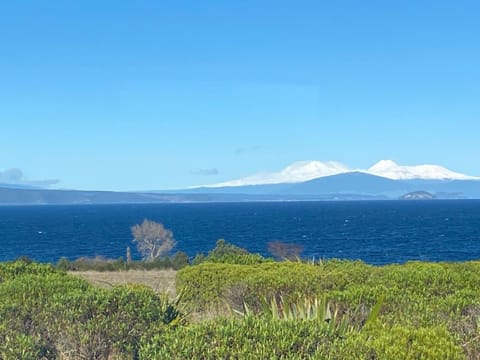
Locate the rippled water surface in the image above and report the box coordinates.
[1,200,479,264]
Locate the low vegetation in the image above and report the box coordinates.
[56,251,190,272]
[0,261,184,359]
[3,237,480,358]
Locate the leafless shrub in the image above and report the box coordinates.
[131,219,176,262]
[267,240,303,261]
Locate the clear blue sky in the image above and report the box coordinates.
[1,0,479,190]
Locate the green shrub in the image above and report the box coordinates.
[139,316,464,359]
[2,258,480,359]
[209,239,249,257]
[192,239,269,265]
[56,257,71,271]
[177,261,369,312]
[0,260,58,282]
[0,261,185,359]
[171,251,190,270]
[60,255,128,271]
[51,285,182,359]
[0,325,45,360]
[140,316,345,359]
[177,258,480,358]
[360,323,464,360]
[191,252,207,265]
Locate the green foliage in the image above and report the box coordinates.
[177,259,480,358]
[139,316,463,359]
[55,255,127,271]
[191,252,207,265]
[56,257,71,271]
[177,260,371,312]
[0,260,185,359]
[0,260,57,282]
[247,293,383,330]
[192,239,268,265]
[209,239,248,256]
[3,258,480,358]
[171,251,190,270]
[0,325,45,360]
[179,259,480,325]
[358,323,464,360]
[50,285,182,358]
[140,315,344,359]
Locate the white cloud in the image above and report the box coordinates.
[0,168,23,183]
[0,168,59,188]
[200,159,480,188]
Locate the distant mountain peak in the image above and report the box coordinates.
[206,160,349,187]
[367,159,479,181]
[200,159,479,188]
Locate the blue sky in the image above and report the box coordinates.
[1,0,479,190]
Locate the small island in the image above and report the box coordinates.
[400,191,435,200]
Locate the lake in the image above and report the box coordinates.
[1,200,479,265]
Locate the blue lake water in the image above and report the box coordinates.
[1,200,480,265]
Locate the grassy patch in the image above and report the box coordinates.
[70,269,177,298]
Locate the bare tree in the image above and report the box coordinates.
[131,219,176,261]
[267,240,303,260]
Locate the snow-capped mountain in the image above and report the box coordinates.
[366,160,480,181]
[3,160,480,204]
[207,160,349,187]
[206,160,479,188]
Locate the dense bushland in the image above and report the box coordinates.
[177,259,372,312]
[0,260,184,359]
[178,259,480,358]
[140,316,463,359]
[3,248,480,358]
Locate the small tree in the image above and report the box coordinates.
[131,219,176,261]
[208,239,249,258]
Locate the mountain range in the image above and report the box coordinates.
[1,160,479,204]
[206,160,480,188]
[176,172,480,199]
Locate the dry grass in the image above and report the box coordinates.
[70,269,177,298]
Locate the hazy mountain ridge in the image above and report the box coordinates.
[1,171,480,205]
[182,172,480,198]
